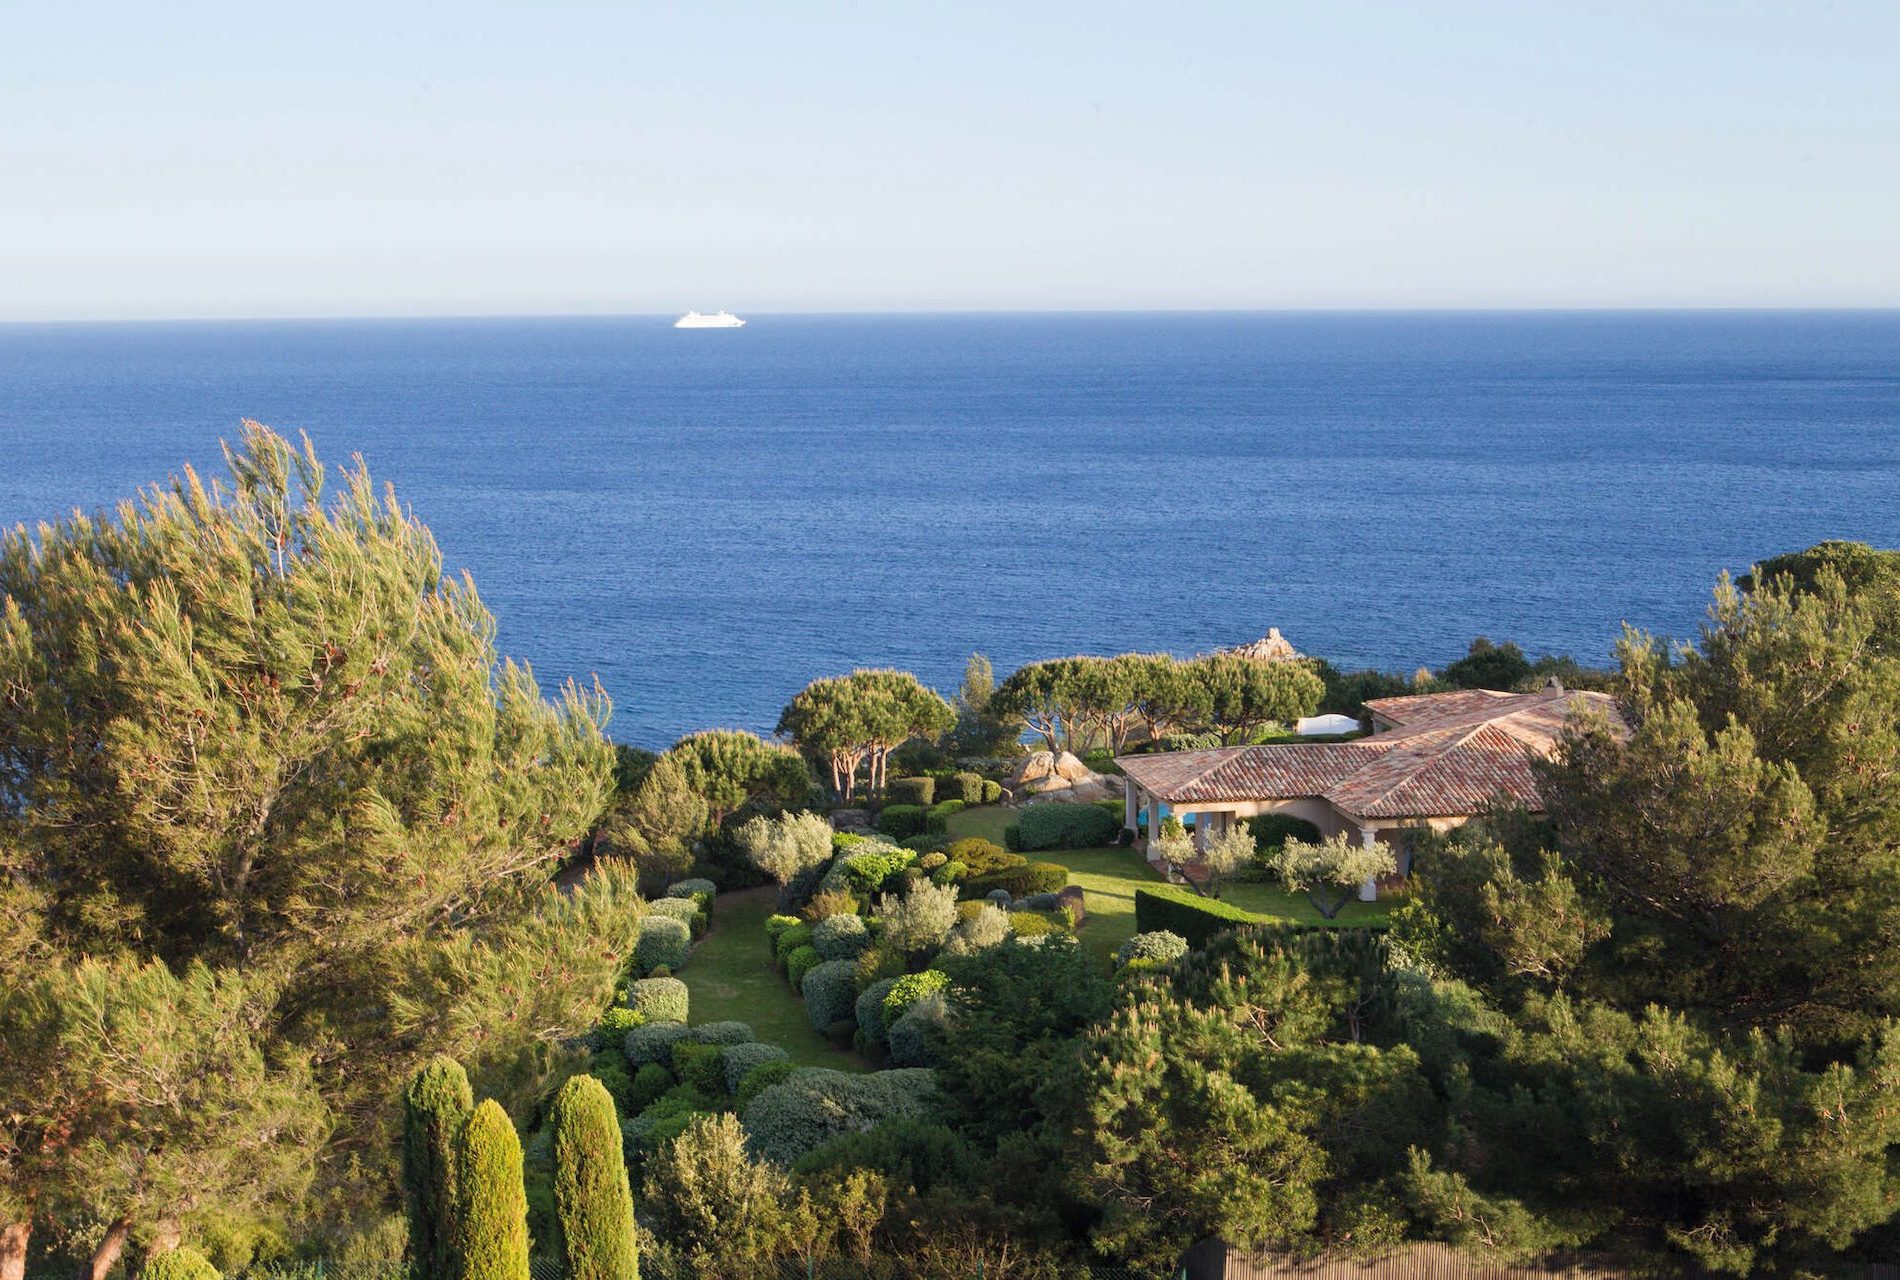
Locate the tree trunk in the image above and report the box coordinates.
[1,1222,30,1280]
[79,1217,131,1280]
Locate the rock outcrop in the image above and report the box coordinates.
[1004,751,1119,804]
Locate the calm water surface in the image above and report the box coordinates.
[1,311,1895,746]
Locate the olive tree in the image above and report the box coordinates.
[1267,833,1395,918]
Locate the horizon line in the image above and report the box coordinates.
[6,303,1900,327]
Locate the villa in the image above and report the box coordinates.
[1114,682,1622,899]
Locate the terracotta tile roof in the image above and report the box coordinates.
[1116,688,1622,822]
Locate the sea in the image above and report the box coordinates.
[1,311,1896,748]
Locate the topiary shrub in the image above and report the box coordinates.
[623,976,689,1024]
[765,913,802,941]
[623,1021,691,1068]
[882,970,949,1026]
[1015,803,1118,851]
[984,888,1013,908]
[454,1099,529,1280]
[944,838,1014,875]
[1003,825,1022,852]
[773,922,814,969]
[671,1041,726,1096]
[721,1042,791,1094]
[1132,885,1264,948]
[628,1062,675,1112]
[931,859,967,887]
[964,859,1067,899]
[802,959,860,1030]
[886,777,935,806]
[634,916,691,975]
[591,1006,645,1051]
[144,1248,222,1280]
[687,1020,755,1047]
[645,896,700,930]
[820,845,917,896]
[1020,892,1059,911]
[919,851,948,872]
[887,994,947,1068]
[981,779,1004,803]
[735,1058,798,1108]
[402,1055,472,1280]
[811,913,870,960]
[854,976,900,1049]
[785,944,823,989]
[944,771,984,806]
[666,877,718,900]
[1008,910,1065,938]
[741,1067,942,1166]
[585,1048,637,1116]
[548,1074,638,1280]
[875,804,928,840]
[900,832,954,854]
[1117,930,1191,967]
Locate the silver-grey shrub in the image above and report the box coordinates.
[1116,929,1190,967]
[801,959,859,1030]
[854,976,900,1047]
[688,1020,755,1046]
[741,1067,941,1165]
[721,1042,791,1093]
[811,913,870,960]
[646,896,700,927]
[624,1020,691,1067]
[665,877,718,899]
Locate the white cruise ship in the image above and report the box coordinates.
[673,310,745,329]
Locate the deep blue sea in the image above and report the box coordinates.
[1,311,1896,747]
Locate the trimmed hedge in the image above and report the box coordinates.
[646,896,702,931]
[1015,803,1119,851]
[623,976,689,1023]
[629,1061,674,1111]
[634,916,692,974]
[854,976,900,1048]
[887,997,945,1068]
[802,959,861,1030]
[773,922,814,967]
[1248,813,1323,860]
[876,805,929,840]
[623,1020,692,1068]
[672,1041,726,1095]
[722,1042,791,1094]
[688,1020,756,1047]
[1132,885,1262,948]
[785,944,822,989]
[666,877,718,900]
[765,914,802,943]
[961,860,1066,900]
[741,1067,941,1166]
[943,771,984,805]
[811,913,871,960]
[887,777,936,806]
[981,779,1004,803]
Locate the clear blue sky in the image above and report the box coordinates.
[5,1,1897,319]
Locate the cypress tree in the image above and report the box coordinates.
[453,1100,529,1280]
[549,1075,638,1280]
[403,1056,473,1280]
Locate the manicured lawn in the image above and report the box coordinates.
[678,885,865,1071]
[944,805,1395,967]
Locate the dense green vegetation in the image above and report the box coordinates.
[8,427,1900,1278]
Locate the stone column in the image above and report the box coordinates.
[1358,825,1381,901]
[1123,776,1138,836]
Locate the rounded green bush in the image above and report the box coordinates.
[802,959,860,1030]
[785,943,822,989]
[623,1021,691,1068]
[919,851,948,871]
[736,1058,798,1108]
[143,1248,221,1280]
[623,976,688,1023]
[645,896,700,929]
[981,779,1004,803]
[811,913,870,960]
[886,776,936,806]
[882,970,949,1026]
[765,913,802,940]
[671,1041,726,1096]
[722,1042,791,1094]
[628,1062,675,1111]
[773,922,814,966]
[1117,929,1190,967]
[946,771,985,806]
[666,877,718,899]
[634,916,691,974]
[876,804,929,840]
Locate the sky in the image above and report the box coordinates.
[4,1,1898,319]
